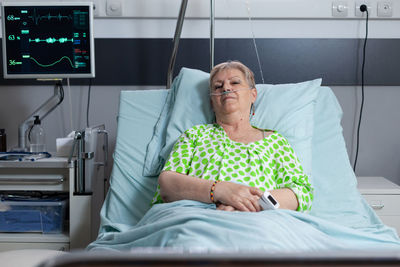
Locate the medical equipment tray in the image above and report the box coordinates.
[0,194,68,234]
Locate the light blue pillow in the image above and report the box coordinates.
[143,67,321,177]
[251,80,321,176]
[143,68,211,176]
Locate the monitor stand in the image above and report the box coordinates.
[16,81,64,152]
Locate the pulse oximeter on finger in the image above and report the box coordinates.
[259,191,280,210]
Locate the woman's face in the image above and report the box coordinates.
[210,68,257,119]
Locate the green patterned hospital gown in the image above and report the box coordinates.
[152,124,314,212]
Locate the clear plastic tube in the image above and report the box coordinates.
[246,0,265,84]
[209,87,254,96]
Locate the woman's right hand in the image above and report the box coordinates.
[216,203,237,211]
[213,181,264,212]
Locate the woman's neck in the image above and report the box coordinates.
[217,119,253,133]
[216,114,258,142]
[217,110,251,129]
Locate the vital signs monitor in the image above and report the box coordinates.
[1,2,95,79]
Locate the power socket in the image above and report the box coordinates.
[355,1,372,17]
[332,1,349,17]
[377,1,393,17]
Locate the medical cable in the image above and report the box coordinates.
[210,87,254,96]
[67,78,74,132]
[245,0,265,84]
[86,78,92,128]
[353,5,368,172]
[19,152,52,161]
[0,151,51,161]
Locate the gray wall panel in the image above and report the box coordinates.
[0,38,399,86]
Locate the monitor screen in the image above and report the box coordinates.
[2,2,95,79]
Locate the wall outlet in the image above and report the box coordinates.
[377,1,393,17]
[355,1,372,17]
[356,1,372,18]
[332,1,349,17]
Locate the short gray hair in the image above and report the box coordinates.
[209,60,256,90]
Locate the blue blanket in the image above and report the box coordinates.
[88,200,400,252]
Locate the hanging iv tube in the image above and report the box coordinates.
[166,0,215,89]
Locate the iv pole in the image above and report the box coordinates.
[166,0,215,88]
[166,0,188,89]
[210,0,215,69]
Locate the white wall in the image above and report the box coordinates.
[334,86,400,183]
[0,0,399,184]
[3,0,400,19]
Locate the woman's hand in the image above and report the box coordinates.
[216,203,237,211]
[213,181,264,212]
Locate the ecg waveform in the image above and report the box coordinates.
[29,37,74,44]
[28,8,72,25]
[28,55,78,69]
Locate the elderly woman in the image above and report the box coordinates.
[152,61,313,212]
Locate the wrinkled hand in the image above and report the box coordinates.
[216,203,237,211]
[213,181,264,212]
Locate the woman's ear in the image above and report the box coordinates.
[251,87,257,102]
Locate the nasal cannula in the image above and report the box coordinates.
[209,87,254,96]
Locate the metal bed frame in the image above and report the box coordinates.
[39,250,400,267]
[167,0,215,89]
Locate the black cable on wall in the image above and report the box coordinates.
[353,4,369,172]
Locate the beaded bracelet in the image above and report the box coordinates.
[210,180,221,203]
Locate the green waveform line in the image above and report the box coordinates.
[29,37,73,44]
[29,56,77,69]
[28,11,72,25]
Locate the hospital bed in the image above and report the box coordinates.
[36,67,400,266]
[85,67,400,250]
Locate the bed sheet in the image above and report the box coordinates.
[89,200,400,251]
[97,90,166,231]
[308,86,376,228]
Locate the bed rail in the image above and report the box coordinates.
[166,0,188,89]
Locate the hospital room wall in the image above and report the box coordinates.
[0,84,399,186]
